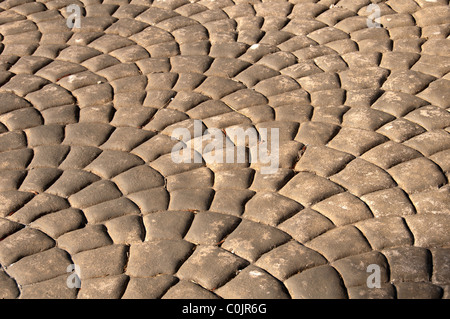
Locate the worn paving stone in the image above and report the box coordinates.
[305,225,372,262]
[409,187,450,215]
[360,141,422,169]
[431,248,450,286]
[0,108,43,131]
[57,224,112,255]
[72,244,128,280]
[279,171,344,206]
[183,212,240,245]
[19,167,62,194]
[126,187,170,214]
[356,216,414,250]
[331,251,389,288]
[9,193,70,224]
[45,169,101,198]
[68,180,123,209]
[327,127,388,157]
[122,275,177,299]
[0,218,22,240]
[162,279,220,299]
[77,274,129,299]
[177,245,248,290]
[19,274,77,299]
[405,214,450,248]
[374,90,427,116]
[417,79,450,108]
[213,168,254,190]
[388,157,447,194]
[294,145,354,177]
[112,165,164,195]
[127,240,194,277]
[396,282,443,299]
[221,219,291,262]
[360,188,416,218]
[382,70,436,95]
[0,227,55,266]
[254,241,327,281]
[404,106,450,131]
[29,208,85,238]
[376,118,427,143]
[63,123,114,147]
[215,265,290,299]
[168,188,214,211]
[341,108,395,131]
[143,211,193,241]
[243,192,302,226]
[330,159,397,196]
[278,208,335,244]
[284,265,347,299]
[384,246,431,283]
[347,283,396,299]
[0,0,449,299]
[6,248,72,286]
[311,192,372,226]
[0,270,20,299]
[103,214,144,245]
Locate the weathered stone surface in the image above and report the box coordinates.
[78,275,129,299]
[68,180,123,209]
[127,240,193,277]
[177,245,248,290]
[409,187,450,215]
[330,159,396,196]
[6,248,72,286]
[361,188,416,218]
[104,215,145,244]
[221,220,290,262]
[279,208,335,243]
[183,212,239,245]
[243,192,302,226]
[384,247,431,283]
[57,225,112,255]
[162,280,220,299]
[1,0,449,299]
[284,265,347,299]
[19,274,77,299]
[312,192,372,226]
[122,275,177,299]
[72,245,128,280]
[294,145,354,177]
[347,284,396,299]
[305,226,372,262]
[9,193,70,224]
[279,172,344,206]
[255,241,327,281]
[143,211,193,241]
[405,214,450,248]
[332,251,389,288]
[0,270,20,299]
[396,282,443,299]
[209,189,255,216]
[388,158,446,194]
[30,208,85,238]
[215,265,290,299]
[0,228,54,266]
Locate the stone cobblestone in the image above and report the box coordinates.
[0,0,448,299]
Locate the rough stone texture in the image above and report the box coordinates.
[0,0,449,299]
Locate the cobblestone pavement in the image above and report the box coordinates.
[0,0,449,299]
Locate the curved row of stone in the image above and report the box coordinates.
[0,0,449,299]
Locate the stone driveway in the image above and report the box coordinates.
[0,0,449,299]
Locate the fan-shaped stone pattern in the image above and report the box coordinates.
[0,0,449,300]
